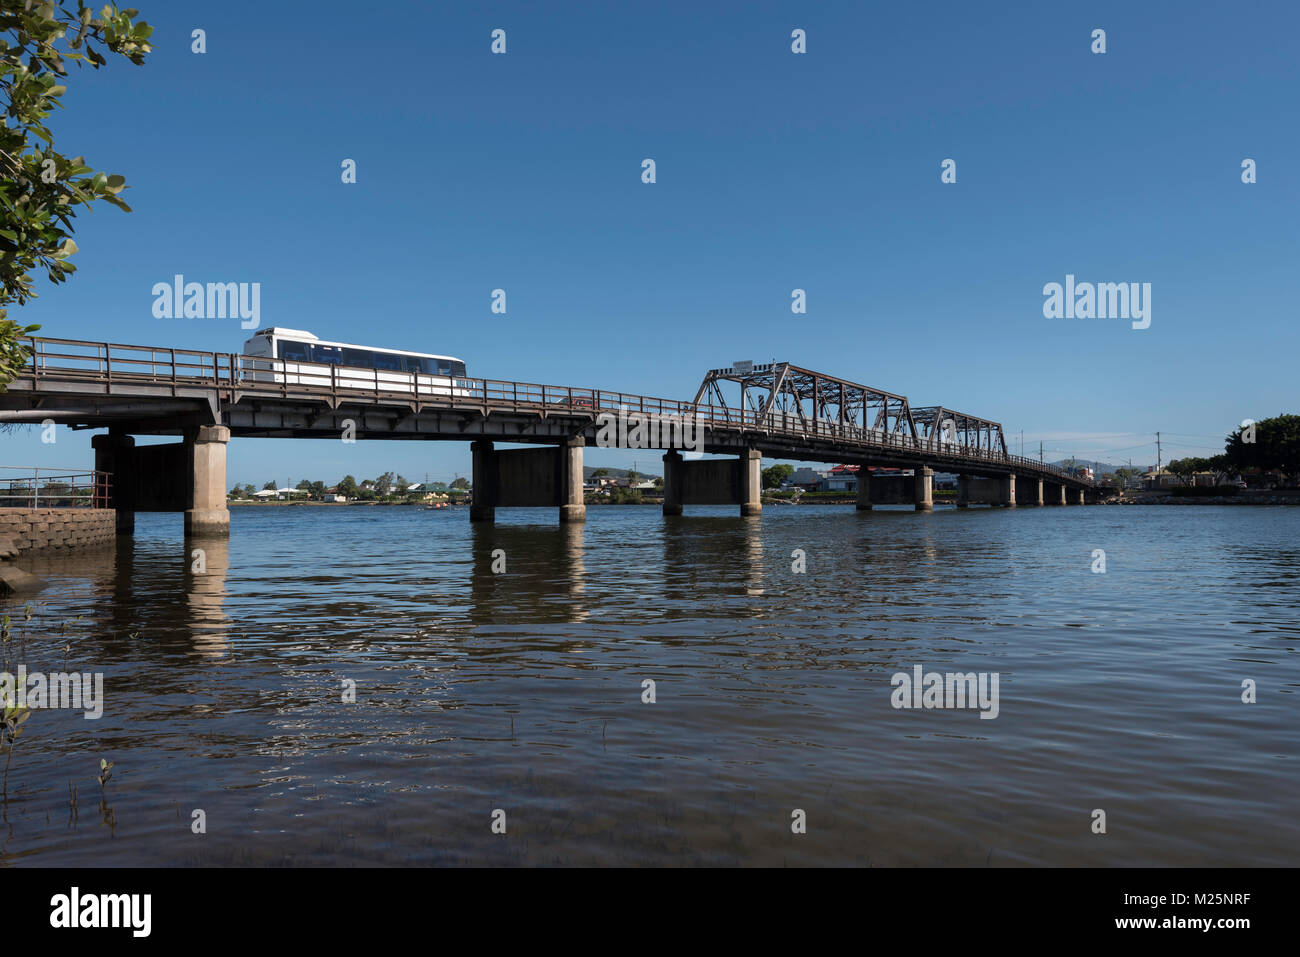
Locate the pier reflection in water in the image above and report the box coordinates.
[2,503,1298,866]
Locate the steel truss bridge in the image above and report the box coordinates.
[1,335,1093,491]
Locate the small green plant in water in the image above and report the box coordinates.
[2,696,31,803]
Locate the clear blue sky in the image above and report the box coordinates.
[8,0,1298,484]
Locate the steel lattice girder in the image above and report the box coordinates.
[912,406,1008,455]
[692,363,920,440]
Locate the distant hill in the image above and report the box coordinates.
[1049,459,1132,475]
[583,466,661,480]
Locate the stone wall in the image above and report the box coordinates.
[0,507,117,553]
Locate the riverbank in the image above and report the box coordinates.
[1106,492,1300,506]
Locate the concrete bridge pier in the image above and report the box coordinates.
[1044,481,1066,505]
[856,469,873,510]
[470,440,497,522]
[914,467,934,511]
[91,426,230,536]
[999,472,1017,508]
[662,450,683,516]
[1068,486,1085,506]
[955,474,1016,507]
[558,437,587,524]
[92,431,136,534]
[661,448,762,517]
[185,425,231,537]
[1017,475,1044,506]
[469,437,586,524]
[740,449,762,516]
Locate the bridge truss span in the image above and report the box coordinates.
[2,337,1096,532]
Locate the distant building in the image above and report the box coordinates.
[820,464,860,492]
[790,467,829,491]
[1142,469,1178,489]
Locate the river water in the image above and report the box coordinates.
[2,503,1296,866]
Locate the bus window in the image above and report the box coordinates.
[435,359,452,375]
[342,348,373,368]
[280,340,311,362]
[311,345,341,364]
[403,356,425,374]
[373,351,402,371]
[451,361,467,377]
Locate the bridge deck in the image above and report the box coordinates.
[3,336,1091,488]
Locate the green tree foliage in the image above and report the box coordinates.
[1166,457,1204,484]
[337,475,358,498]
[0,3,153,389]
[1225,414,1300,478]
[762,464,794,489]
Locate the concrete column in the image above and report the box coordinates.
[856,468,873,510]
[1051,483,1066,505]
[740,448,762,517]
[1028,477,1044,506]
[999,472,1017,508]
[662,450,683,516]
[914,466,933,511]
[92,431,135,534]
[184,425,230,537]
[956,474,970,508]
[1069,486,1085,505]
[559,436,586,524]
[470,440,496,522]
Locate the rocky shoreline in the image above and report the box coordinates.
[1106,494,1300,506]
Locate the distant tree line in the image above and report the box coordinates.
[1167,414,1299,484]
[229,473,470,501]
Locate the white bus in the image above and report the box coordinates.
[242,328,471,396]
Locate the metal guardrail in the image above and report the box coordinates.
[18,336,1087,484]
[0,467,111,509]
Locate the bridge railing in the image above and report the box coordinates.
[25,336,226,384]
[18,337,1084,483]
[0,467,111,509]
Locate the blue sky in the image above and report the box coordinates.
[7,0,1298,485]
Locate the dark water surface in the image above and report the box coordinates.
[3,503,1297,866]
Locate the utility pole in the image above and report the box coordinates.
[1156,432,1162,473]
